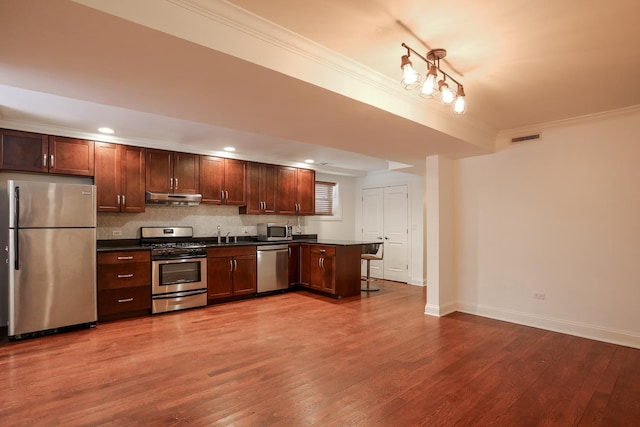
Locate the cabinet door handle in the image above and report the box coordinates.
[221,190,225,200]
[229,260,233,271]
[42,154,48,167]
[175,178,178,190]
[170,177,173,190]
[233,259,238,271]
[320,258,324,269]
[49,155,54,168]
[225,191,229,201]
[117,256,134,260]
[117,274,134,279]
[118,298,134,303]
[117,195,121,206]
[122,195,125,207]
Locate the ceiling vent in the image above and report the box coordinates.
[511,133,541,143]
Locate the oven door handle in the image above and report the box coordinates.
[152,289,207,299]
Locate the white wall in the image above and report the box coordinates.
[454,108,640,348]
[306,173,356,240]
[355,170,425,285]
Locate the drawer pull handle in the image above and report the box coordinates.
[117,274,134,279]
[319,249,326,253]
[118,298,134,303]
[117,256,134,260]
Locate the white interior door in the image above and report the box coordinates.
[361,188,384,278]
[382,185,408,282]
[361,185,409,282]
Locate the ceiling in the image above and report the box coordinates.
[1,0,639,176]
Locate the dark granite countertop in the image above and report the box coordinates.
[97,234,378,252]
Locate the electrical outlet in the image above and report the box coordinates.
[533,292,546,300]
[112,230,122,237]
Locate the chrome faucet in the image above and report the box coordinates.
[225,231,231,243]
[217,225,221,244]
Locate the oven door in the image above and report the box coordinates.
[152,257,207,295]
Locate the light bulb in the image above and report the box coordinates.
[453,95,466,114]
[400,54,420,89]
[421,73,436,96]
[403,64,418,85]
[440,84,454,104]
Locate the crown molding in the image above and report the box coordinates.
[496,104,640,148]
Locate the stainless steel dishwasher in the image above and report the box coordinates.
[256,244,289,294]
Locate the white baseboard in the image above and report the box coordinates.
[424,301,456,317]
[455,302,640,349]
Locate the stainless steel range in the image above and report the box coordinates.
[141,227,207,314]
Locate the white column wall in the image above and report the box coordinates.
[425,156,456,316]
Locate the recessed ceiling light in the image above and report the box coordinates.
[223,146,236,152]
[304,159,315,164]
[98,127,115,134]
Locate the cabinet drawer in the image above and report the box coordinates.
[310,246,336,257]
[98,286,151,317]
[97,263,150,289]
[98,250,150,265]
[207,245,256,258]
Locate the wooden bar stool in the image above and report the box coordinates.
[361,242,383,292]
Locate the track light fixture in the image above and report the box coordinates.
[400,42,466,114]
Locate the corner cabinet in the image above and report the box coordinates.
[97,251,151,321]
[207,246,257,300]
[95,142,146,212]
[277,167,315,215]
[240,162,278,214]
[200,156,246,205]
[146,149,199,194]
[0,129,94,176]
[300,244,361,298]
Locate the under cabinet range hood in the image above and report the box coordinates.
[145,191,202,206]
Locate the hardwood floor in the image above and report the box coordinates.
[1,281,639,426]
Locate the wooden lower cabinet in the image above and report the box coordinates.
[288,243,300,286]
[97,251,151,321]
[207,246,257,301]
[300,244,361,298]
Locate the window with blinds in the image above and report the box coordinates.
[315,181,336,215]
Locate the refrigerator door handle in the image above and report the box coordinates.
[14,186,19,270]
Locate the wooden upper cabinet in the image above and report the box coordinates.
[121,145,146,212]
[296,168,315,215]
[0,129,94,176]
[48,136,94,176]
[146,149,199,194]
[145,149,173,193]
[174,152,199,194]
[95,142,120,212]
[277,166,298,215]
[95,142,145,213]
[200,156,246,205]
[276,167,315,215]
[240,162,277,214]
[0,129,48,173]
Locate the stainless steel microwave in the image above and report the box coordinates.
[257,223,292,241]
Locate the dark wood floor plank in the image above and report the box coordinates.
[1,282,639,426]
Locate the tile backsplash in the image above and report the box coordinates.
[97,204,307,240]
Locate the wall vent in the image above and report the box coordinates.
[511,133,541,143]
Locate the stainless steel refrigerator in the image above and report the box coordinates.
[6,180,97,339]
